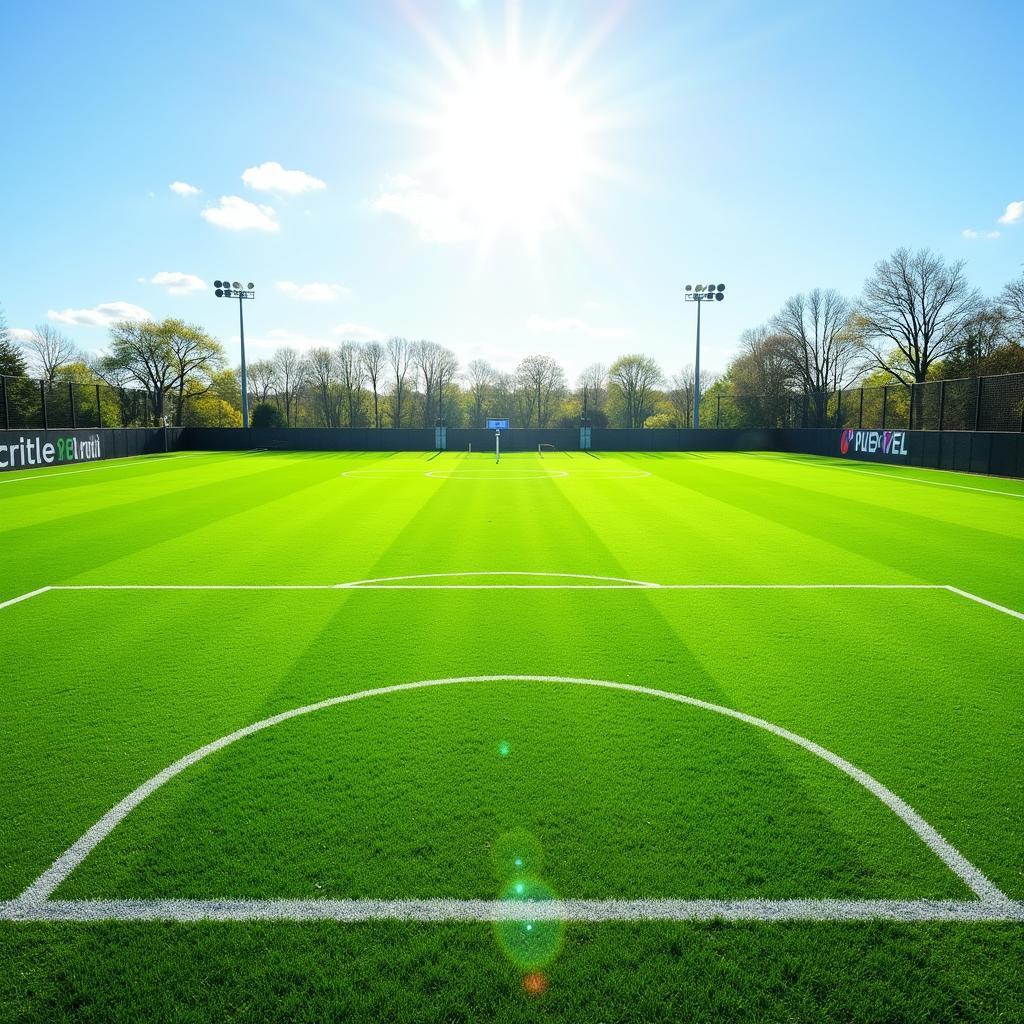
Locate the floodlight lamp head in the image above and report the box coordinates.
[232,281,241,289]
[215,288,224,297]
[247,282,255,290]
[213,280,222,289]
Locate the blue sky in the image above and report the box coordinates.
[2,0,1021,380]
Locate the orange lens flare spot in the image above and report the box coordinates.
[522,972,549,997]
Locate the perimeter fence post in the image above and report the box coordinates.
[858,387,864,428]
[881,387,888,429]
[716,394,721,428]
[69,382,77,428]
[938,379,946,431]
[974,376,983,432]
[908,384,913,431]
[96,384,102,428]
[40,379,48,429]
[836,389,842,427]
[1,376,8,430]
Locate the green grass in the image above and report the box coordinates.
[1,449,1023,1022]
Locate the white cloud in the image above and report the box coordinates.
[242,162,326,194]
[998,200,1023,225]
[9,327,34,341]
[987,230,1001,239]
[275,281,350,302]
[962,228,978,239]
[149,271,206,295]
[332,322,384,342]
[169,181,200,196]
[201,196,279,232]
[48,301,151,327]
[526,315,630,340]
[373,176,474,243]
[962,228,1001,241]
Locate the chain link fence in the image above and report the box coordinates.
[1,375,155,430]
[710,371,1024,432]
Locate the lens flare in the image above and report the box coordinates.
[493,876,564,971]
[491,829,544,881]
[522,972,549,997]
[497,740,511,758]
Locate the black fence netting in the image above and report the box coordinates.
[0,376,154,430]
[715,371,1024,433]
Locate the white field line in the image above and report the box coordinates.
[16,675,1008,906]
[4,582,1021,621]
[336,572,662,588]
[0,451,220,485]
[945,586,1024,622]
[758,455,1024,500]
[1,898,1022,924]
[0,586,52,611]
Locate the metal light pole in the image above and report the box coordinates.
[214,280,255,428]
[684,283,725,428]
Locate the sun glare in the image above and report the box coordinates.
[433,59,592,240]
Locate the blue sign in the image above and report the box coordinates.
[486,418,510,430]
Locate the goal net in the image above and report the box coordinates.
[538,443,559,456]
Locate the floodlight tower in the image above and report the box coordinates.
[683,283,725,429]
[214,280,255,428]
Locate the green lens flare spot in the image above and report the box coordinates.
[498,740,511,757]
[491,829,544,881]
[494,877,564,971]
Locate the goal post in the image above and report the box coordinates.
[538,443,558,457]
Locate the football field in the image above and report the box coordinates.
[1,449,1022,1022]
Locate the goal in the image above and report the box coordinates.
[538,443,558,456]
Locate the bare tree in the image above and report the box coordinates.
[0,304,29,376]
[413,340,445,426]
[577,362,607,416]
[436,345,459,424]
[247,359,280,403]
[360,341,387,428]
[465,359,498,426]
[772,288,857,426]
[666,364,718,428]
[857,248,982,384]
[999,273,1024,342]
[336,342,366,427]
[608,354,664,428]
[272,348,306,425]
[723,326,793,428]
[306,346,340,428]
[25,324,79,383]
[515,355,566,427]
[386,336,412,427]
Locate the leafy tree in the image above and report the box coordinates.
[164,319,226,426]
[251,401,286,428]
[465,359,498,426]
[0,304,29,376]
[607,354,664,428]
[515,355,566,427]
[101,320,176,424]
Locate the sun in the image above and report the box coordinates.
[433,58,591,239]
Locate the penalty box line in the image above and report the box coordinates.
[2,897,1023,924]
[1,582,1022,620]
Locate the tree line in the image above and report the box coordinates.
[2,248,1021,431]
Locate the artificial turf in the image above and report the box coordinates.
[1,449,1022,1022]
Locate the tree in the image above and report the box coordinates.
[360,341,386,428]
[102,320,176,423]
[772,288,858,426]
[857,248,982,384]
[336,342,366,427]
[515,355,566,427]
[247,359,280,404]
[577,363,607,419]
[251,402,286,428]
[0,305,28,377]
[386,337,412,427]
[607,354,664,428]
[272,347,306,426]
[465,359,498,426]
[306,347,341,428]
[163,319,226,426]
[722,327,792,427]
[436,345,460,424]
[25,324,79,383]
[999,273,1024,342]
[666,364,720,428]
